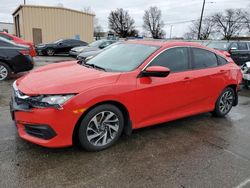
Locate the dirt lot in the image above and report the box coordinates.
[1,56,250,188]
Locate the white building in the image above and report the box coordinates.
[0,22,15,34]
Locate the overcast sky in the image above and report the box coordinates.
[0,0,249,37]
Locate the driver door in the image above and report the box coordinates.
[135,47,194,128]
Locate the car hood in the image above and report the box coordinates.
[16,61,121,95]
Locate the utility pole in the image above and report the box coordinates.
[198,0,206,40]
[169,25,173,39]
[24,0,26,5]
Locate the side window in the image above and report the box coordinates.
[217,55,228,65]
[238,42,248,50]
[192,48,218,69]
[247,42,250,50]
[149,47,189,72]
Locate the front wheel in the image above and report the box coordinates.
[78,104,124,151]
[212,87,235,117]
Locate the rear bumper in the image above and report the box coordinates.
[13,56,34,74]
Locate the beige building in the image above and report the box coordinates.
[12,5,95,44]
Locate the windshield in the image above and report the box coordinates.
[207,41,230,50]
[88,40,106,47]
[54,39,63,44]
[85,43,159,72]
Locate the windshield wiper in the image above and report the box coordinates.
[82,62,106,71]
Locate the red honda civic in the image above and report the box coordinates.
[10,41,242,151]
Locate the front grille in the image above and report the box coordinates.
[24,124,56,140]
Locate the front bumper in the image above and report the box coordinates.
[243,73,250,81]
[10,88,81,148]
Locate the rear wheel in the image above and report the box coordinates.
[46,48,55,56]
[78,104,124,151]
[212,87,235,117]
[0,62,11,81]
[244,80,249,89]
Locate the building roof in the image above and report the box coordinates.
[0,22,14,25]
[12,5,95,17]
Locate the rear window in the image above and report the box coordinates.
[192,48,218,69]
[217,56,228,65]
[0,37,14,47]
[0,33,12,40]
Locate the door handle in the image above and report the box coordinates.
[184,77,191,80]
[183,77,192,83]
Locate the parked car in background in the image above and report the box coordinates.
[241,61,250,89]
[69,39,117,57]
[35,39,88,56]
[0,37,34,81]
[11,41,242,151]
[77,42,120,61]
[207,41,250,65]
[0,32,36,57]
[76,50,102,62]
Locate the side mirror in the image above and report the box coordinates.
[229,47,237,52]
[58,42,63,46]
[139,66,171,78]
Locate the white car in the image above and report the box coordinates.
[241,62,250,89]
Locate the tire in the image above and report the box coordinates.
[78,104,124,151]
[46,48,55,56]
[212,87,235,117]
[0,62,11,81]
[244,80,249,89]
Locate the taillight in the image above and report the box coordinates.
[19,50,30,55]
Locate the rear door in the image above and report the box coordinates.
[57,40,72,53]
[188,47,229,111]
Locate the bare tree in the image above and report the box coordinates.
[183,32,196,40]
[94,18,103,39]
[108,8,137,38]
[82,6,94,14]
[244,6,250,33]
[212,9,246,40]
[143,6,165,39]
[186,18,215,40]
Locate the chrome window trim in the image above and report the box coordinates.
[142,46,229,71]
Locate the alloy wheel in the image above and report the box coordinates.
[47,49,55,56]
[86,111,119,147]
[0,65,8,80]
[219,90,234,114]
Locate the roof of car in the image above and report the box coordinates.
[127,40,206,48]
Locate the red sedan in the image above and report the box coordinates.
[0,32,36,57]
[10,41,242,151]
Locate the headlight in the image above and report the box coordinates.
[41,95,75,105]
[75,48,84,52]
[29,94,75,109]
